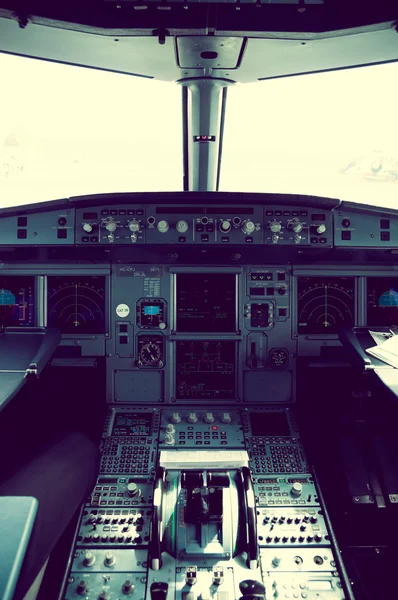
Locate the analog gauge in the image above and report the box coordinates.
[298,277,355,334]
[269,348,289,369]
[137,335,164,368]
[47,276,106,334]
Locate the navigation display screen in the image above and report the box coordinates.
[176,273,236,332]
[297,276,355,334]
[176,340,235,400]
[367,277,398,326]
[0,276,34,329]
[47,276,105,334]
[249,412,290,437]
[112,413,153,437]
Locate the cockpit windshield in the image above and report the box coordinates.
[1,52,397,209]
[0,52,183,207]
[221,61,398,208]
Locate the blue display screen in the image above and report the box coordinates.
[144,305,160,315]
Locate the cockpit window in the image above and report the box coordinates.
[0,53,183,207]
[220,61,398,209]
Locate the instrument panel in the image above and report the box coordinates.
[2,269,398,405]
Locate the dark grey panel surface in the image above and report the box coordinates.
[114,370,164,403]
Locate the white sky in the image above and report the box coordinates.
[1,52,397,208]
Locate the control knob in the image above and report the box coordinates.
[127,483,140,497]
[130,233,138,243]
[269,221,282,233]
[128,220,140,232]
[291,220,303,233]
[107,233,115,243]
[272,556,281,567]
[83,551,96,567]
[98,590,110,600]
[176,220,188,233]
[316,224,326,234]
[220,412,232,424]
[170,412,181,424]
[165,423,175,433]
[123,580,135,595]
[77,580,88,595]
[104,552,116,566]
[187,412,198,424]
[220,220,231,233]
[165,432,175,445]
[82,223,94,233]
[242,220,256,235]
[105,220,117,232]
[157,220,169,233]
[294,234,302,243]
[203,412,215,424]
[291,482,303,497]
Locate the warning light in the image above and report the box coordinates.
[194,135,216,143]
[211,425,219,431]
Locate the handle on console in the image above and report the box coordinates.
[149,466,165,571]
[241,466,259,570]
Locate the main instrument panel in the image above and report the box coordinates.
[1,270,397,375]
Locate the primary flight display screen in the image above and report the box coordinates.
[0,276,34,329]
[176,340,235,400]
[298,276,355,334]
[112,413,153,437]
[176,273,236,332]
[249,411,290,437]
[367,277,398,326]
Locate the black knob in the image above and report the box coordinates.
[58,217,67,226]
[150,582,169,600]
[342,219,351,228]
[239,579,266,600]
